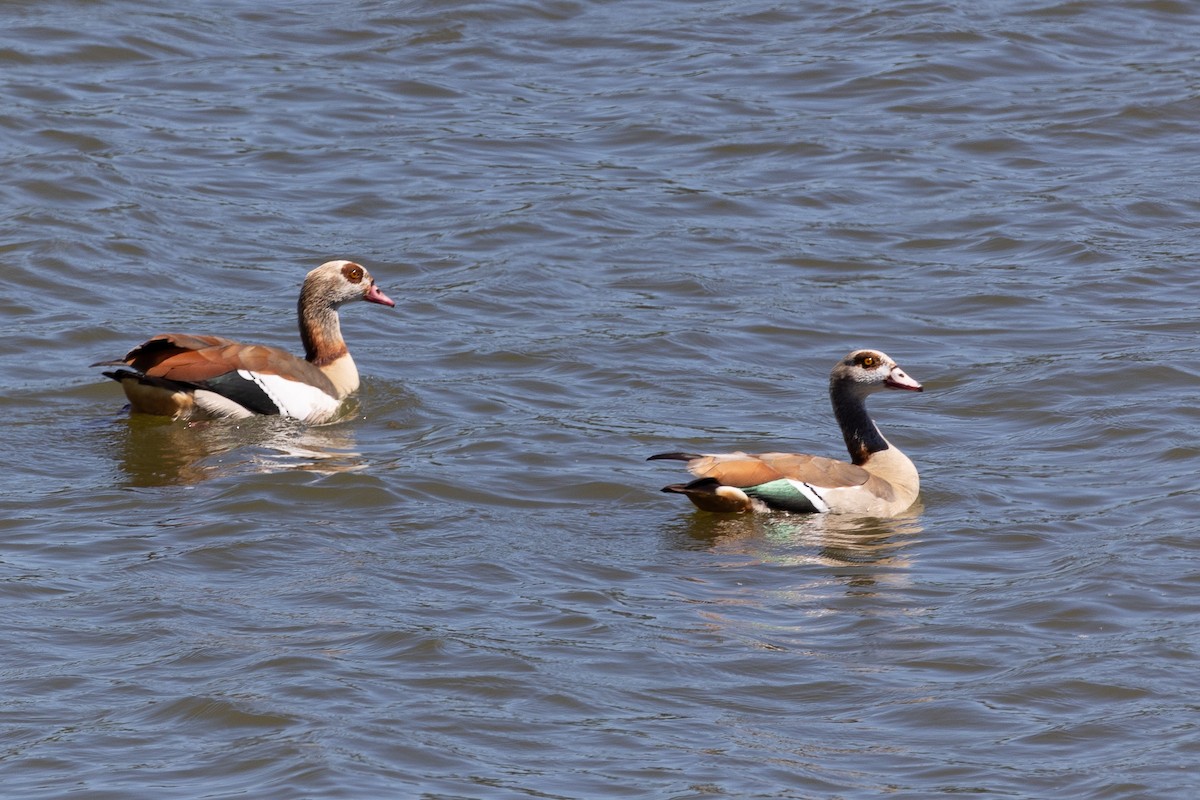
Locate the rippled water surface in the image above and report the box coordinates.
[3,1,1200,797]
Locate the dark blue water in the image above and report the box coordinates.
[2,1,1199,797]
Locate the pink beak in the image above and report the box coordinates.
[884,367,923,392]
[365,283,396,307]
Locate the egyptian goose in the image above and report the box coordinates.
[94,260,394,424]
[649,349,923,516]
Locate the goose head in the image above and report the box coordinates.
[301,260,396,311]
[831,349,923,397]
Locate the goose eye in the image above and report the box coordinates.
[343,264,364,283]
[860,355,876,368]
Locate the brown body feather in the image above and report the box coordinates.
[95,260,393,422]
[650,350,923,517]
[107,334,337,394]
[682,451,872,490]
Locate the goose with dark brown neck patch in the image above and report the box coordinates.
[94,260,394,424]
[649,349,923,516]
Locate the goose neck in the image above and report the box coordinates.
[299,299,348,367]
[830,383,889,466]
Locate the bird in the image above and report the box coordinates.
[93,260,394,424]
[648,349,923,516]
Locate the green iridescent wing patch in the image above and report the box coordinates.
[743,479,829,514]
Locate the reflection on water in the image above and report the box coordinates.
[664,508,926,649]
[665,505,923,603]
[105,412,365,487]
[11,0,1195,791]
[668,505,923,571]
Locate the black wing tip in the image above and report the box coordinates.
[647,451,703,462]
[200,372,280,416]
[661,477,721,494]
[100,370,187,394]
[99,368,138,383]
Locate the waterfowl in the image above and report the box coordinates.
[94,260,394,423]
[649,349,923,516]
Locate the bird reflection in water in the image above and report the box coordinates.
[662,508,925,648]
[665,505,924,599]
[106,410,366,487]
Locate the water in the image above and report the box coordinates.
[2,0,1199,797]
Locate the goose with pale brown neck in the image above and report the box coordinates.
[94,260,394,423]
[649,349,923,516]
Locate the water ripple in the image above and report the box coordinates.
[3,0,1200,797]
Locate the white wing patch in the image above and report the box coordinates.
[238,370,341,423]
[192,389,256,419]
[785,479,831,513]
